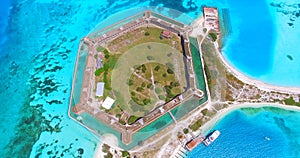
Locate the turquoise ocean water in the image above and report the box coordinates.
[0,0,300,157]
[187,107,300,158]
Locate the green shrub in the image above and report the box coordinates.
[145,32,150,36]
[209,32,217,42]
[104,152,113,158]
[119,119,126,125]
[141,82,146,87]
[201,109,208,115]
[147,56,154,60]
[154,65,160,71]
[283,97,300,106]
[102,144,110,153]
[183,128,189,134]
[116,113,121,118]
[171,81,180,87]
[122,151,130,157]
[147,84,153,89]
[136,87,143,92]
[127,79,134,86]
[104,49,109,55]
[128,115,139,125]
[167,68,174,74]
[95,68,104,76]
[131,91,136,96]
[143,99,151,105]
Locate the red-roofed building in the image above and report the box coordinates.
[160,30,172,38]
[186,140,197,151]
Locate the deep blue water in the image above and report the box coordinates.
[0,0,299,157]
[187,107,300,158]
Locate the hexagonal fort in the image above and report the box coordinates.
[68,10,208,148]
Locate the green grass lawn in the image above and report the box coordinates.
[129,62,183,107]
[94,26,187,121]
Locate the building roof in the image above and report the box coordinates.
[96,82,104,97]
[186,140,197,151]
[161,30,172,38]
[96,58,102,69]
[102,96,115,109]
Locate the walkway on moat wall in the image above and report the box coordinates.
[170,37,209,120]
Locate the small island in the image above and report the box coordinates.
[68,7,300,158]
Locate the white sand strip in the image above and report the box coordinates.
[200,103,300,134]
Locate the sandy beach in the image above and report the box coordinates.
[214,43,300,94]
[200,102,300,134]
[93,134,119,158]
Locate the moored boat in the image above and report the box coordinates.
[203,130,220,146]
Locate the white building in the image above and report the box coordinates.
[102,96,115,109]
[96,82,104,97]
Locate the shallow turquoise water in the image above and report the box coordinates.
[187,106,300,158]
[0,0,300,157]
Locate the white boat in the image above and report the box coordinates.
[203,130,220,146]
[265,136,271,141]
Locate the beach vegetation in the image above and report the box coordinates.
[283,97,300,106]
[201,108,208,115]
[104,152,113,158]
[177,132,183,139]
[102,144,110,153]
[183,128,189,134]
[189,119,203,131]
[208,32,217,42]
